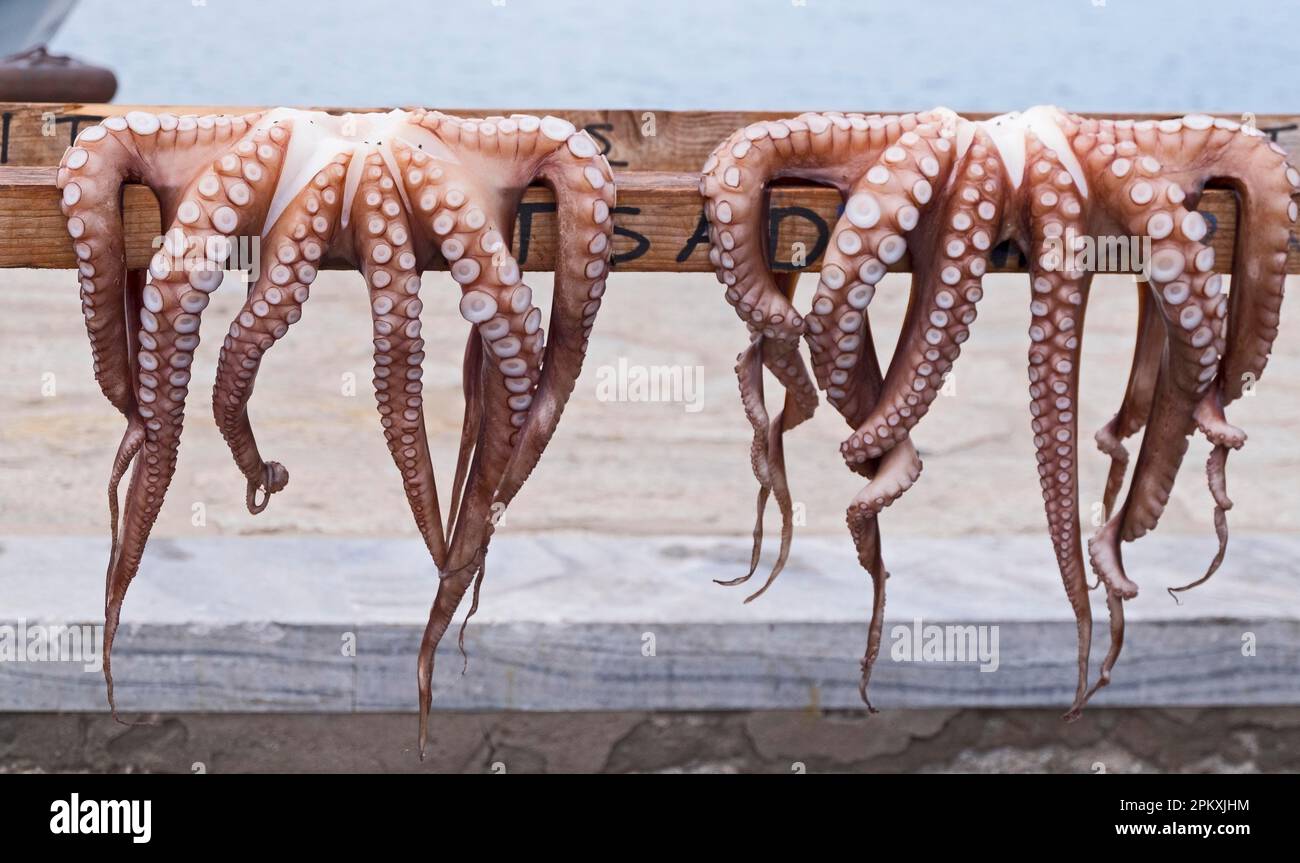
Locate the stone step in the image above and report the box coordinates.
[2,532,1297,712]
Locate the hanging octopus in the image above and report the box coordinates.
[57,108,615,755]
[699,107,1294,716]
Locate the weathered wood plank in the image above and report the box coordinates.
[1,104,798,172]
[3,165,1297,274]
[4,103,1300,171]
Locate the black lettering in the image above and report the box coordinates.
[767,206,829,271]
[612,205,649,266]
[676,210,711,263]
[1,112,10,164]
[515,201,557,266]
[584,123,627,168]
[1261,123,1298,142]
[59,114,105,145]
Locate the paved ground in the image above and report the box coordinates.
[4,269,1298,541]
[3,708,1298,773]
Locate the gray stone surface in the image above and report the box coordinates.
[2,533,1297,713]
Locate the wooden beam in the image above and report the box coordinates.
[5,102,1300,172]
[3,164,1298,275]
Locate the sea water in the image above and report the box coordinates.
[48,0,1300,112]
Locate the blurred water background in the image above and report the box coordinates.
[46,0,1300,111]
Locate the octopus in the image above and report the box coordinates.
[57,108,615,755]
[699,106,1294,716]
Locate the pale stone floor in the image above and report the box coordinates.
[3,269,1298,542]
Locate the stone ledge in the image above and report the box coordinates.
[1,533,1297,712]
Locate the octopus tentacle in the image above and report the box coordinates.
[715,273,817,595]
[715,336,773,587]
[1165,444,1232,599]
[846,437,922,710]
[1084,118,1293,597]
[446,330,483,539]
[1167,397,1239,597]
[434,117,617,644]
[58,115,253,584]
[811,304,895,596]
[1086,165,1225,600]
[705,114,890,345]
[703,111,954,364]
[841,128,1004,465]
[700,113,929,580]
[1168,121,1296,592]
[1083,586,1126,703]
[353,151,448,568]
[57,112,253,415]
[490,120,617,516]
[1022,136,1095,718]
[798,125,967,705]
[824,126,963,453]
[213,153,348,514]
[1169,118,1295,402]
[104,271,146,584]
[740,382,804,601]
[752,274,819,594]
[400,173,539,756]
[384,115,613,757]
[1095,283,1162,519]
[101,119,292,716]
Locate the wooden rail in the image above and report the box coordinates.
[3,103,1300,274]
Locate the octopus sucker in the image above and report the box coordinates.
[60,110,613,749]
[703,107,1293,717]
